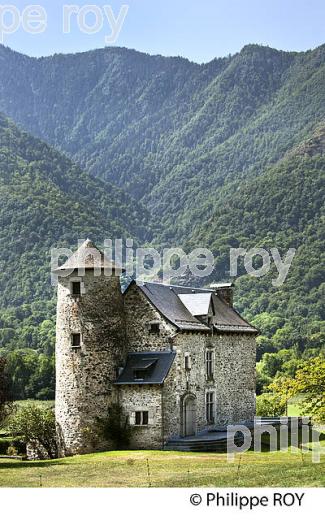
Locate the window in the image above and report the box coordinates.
[206,350,213,379]
[149,322,160,334]
[71,281,81,296]
[135,411,149,425]
[71,333,81,347]
[134,369,147,381]
[206,392,215,424]
[185,354,191,371]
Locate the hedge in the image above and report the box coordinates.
[0,437,26,455]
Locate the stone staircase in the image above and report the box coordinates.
[164,428,244,452]
[163,417,312,452]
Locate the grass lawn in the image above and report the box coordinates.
[0,445,324,488]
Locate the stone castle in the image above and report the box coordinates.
[55,239,257,455]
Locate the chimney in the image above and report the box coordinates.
[210,283,234,307]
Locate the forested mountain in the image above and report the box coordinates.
[0,43,324,395]
[0,114,150,398]
[0,43,325,244]
[186,125,325,366]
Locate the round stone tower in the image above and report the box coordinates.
[55,239,126,456]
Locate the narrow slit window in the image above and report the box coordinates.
[72,281,81,296]
[149,323,160,334]
[71,333,81,347]
[206,350,213,378]
[206,392,215,424]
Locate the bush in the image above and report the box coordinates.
[0,438,11,454]
[256,394,286,417]
[97,404,132,449]
[9,403,57,459]
[0,436,26,455]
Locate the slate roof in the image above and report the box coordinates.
[137,283,211,332]
[210,293,257,333]
[132,282,257,334]
[115,351,176,385]
[54,239,124,273]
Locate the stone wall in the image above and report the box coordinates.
[124,283,176,352]
[163,332,256,437]
[122,284,256,446]
[55,276,256,454]
[162,333,209,441]
[211,332,256,425]
[55,270,126,456]
[118,385,163,449]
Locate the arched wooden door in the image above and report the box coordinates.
[182,395,197,437]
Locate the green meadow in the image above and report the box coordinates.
[1,444,324,488]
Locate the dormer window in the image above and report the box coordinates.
[134,369,147,381]
[71,281,81,297]
[132,358,157,382]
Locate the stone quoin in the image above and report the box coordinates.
[54,239,258,455]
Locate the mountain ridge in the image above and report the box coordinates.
[1,43,324,231]
[0,113,151,351]
[0,43,324,397]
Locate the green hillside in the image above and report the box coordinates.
[185,126,325,383]
[0,114,150,398]
[0,43,324,396]
[0,44,324,244]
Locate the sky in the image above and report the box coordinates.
[1,0,325,63]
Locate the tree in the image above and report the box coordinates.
[269,356,325,422]
[256,393,286,416]
[0,357,13,425]
[255,368,272,395]
[257,349,296,379]
[9,403,58,459]
[4,350,55,400]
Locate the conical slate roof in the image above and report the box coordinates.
[55,239,124,273]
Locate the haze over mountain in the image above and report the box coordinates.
[0,43,324,396]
